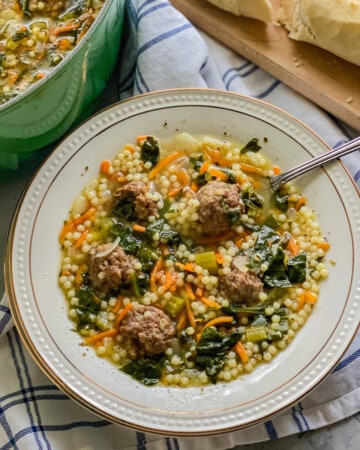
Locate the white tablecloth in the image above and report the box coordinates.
[1,1,359,448]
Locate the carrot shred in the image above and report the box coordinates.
[294,195,307,211]
[272,165,281,176]
[199,160,211,174]
[149,151,187,180]
[204,148,233,167]
[132,224,147,233]
[112,296,124,314]
[174,169,190,186]
[124,144,135,152]
[74,230,88,249]
[197,315,234,340]
[85,328,118,346]
[197,230,234,245]
[304,291,317,304]
[59,207,96,242]
[184,283,196,300]
[176,308,187,331]
[185,298,196,328]
[74,263,88,286]
[234,342,249,364]
[239,163,263,175]
[150,257,163,289]
[200,297,220,308]
[287,236,299,256]
[208,168,228,181]
[195,286,204,298]
[190,181,199,192]
[54,22,80,35]
[100,159,112,174]
[114,303,134,328]
[175,262,197,273]
[318,241,331,251]
[163,270,176,293]
[136,135,147,143]
[214,252,224,265]
[168,187,183,197]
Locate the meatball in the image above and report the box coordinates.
[114,181,159,221]
[196,181,244,236]
[221,267,263,305]
[87,243,135,293]
[119,304,176,359]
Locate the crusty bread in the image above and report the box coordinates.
[278,0,360,66]
[205,0,274,23]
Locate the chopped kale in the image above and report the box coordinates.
[140,136,160,166]
[122,357,165,385]
[240,138,262,153]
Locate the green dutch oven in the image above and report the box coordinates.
[0,0,126,170]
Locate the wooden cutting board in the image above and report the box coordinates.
[170,0,360,132]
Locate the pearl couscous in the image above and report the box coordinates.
[59,132,330,386]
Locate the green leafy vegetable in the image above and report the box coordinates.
[240,138,262,153]
[272,191,289,212]
[122,357,165,385]
[287,252,307,284]
[140,136,160,166]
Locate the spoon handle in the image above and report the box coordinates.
[270,136,360,191]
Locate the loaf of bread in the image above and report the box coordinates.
[205,0,274,23]
[278,0,360,66]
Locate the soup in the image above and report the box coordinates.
[58,132,330,386]
[0,0,105,104]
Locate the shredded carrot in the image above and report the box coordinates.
[185,298,196,328]
[234,237,243,248]
[297,293,306,311]
[57,38,72,51]
[190,181,199,192]
[318,241,331,251]
[197,230,234,245]
[208,167,228,181]
[199,160,211,174]
[174,169,190,186]
[215,252,224,265]
[132,224,147,233]
[272,165,281,176]
[197,315,234,340]
[239,163,263,175]
[163,270,176,293]
[168,187,183,197]
[85,328,118,346]
[114,303,134,328]
[136,135,147,143]
[175,262,197,273]
[74,264,87,286]
[160,244,170,256]
[59,207,96,242]
[54,22,80,35]
[204,148,232,167]
[112,296,124,314]
[74,230,88,249]
[294,195,307,211]
[100,159,112,174]
[234,342,249,364]
[73,207,96,226]
[150,257,163,288]
[176,309,187,331]
[184,283,196,300]
[59,220,75,242]
[34,72,46,80]
[117,175,127,183]
[287,236,299,256]
[124,144,135,152]
[304,290,317,304]
[200,297,221,308]
[195,286,204,298]
[149,151,187,179]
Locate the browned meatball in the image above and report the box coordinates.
[196,181,244,236]
[114,181,159,221]
[119,304,176,359]
[221,267,263,305]
[87,243,135,293]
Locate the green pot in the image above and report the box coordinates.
[0,0,126,170]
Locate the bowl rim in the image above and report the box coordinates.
[4,88,360,435]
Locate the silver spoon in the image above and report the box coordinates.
[269,136,360,191]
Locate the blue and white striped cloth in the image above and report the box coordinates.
[1,1,359,448]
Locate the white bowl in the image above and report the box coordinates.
[5,89,360,436]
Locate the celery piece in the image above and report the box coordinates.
[165,296,185,318]
[245,326,268,342]
[195,251,218,272]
